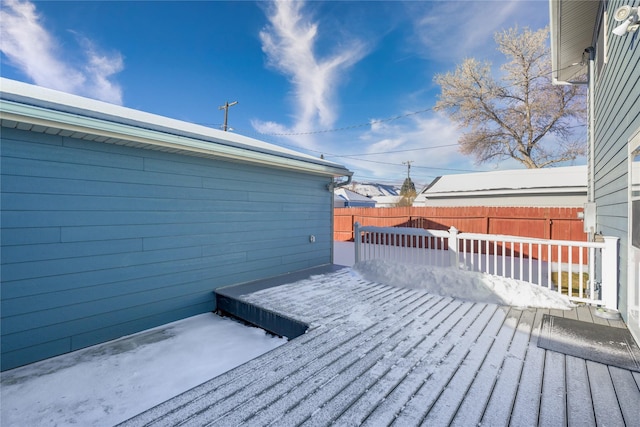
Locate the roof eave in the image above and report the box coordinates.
[549,0,600,85]
[0,99,352,178]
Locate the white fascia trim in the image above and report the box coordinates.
[424,187,587,198]
[0,100,352,178]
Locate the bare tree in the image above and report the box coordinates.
[434,27,586,168]
[397,177,417,207]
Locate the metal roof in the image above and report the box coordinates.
[549,0,600,84]
[0,78,352,178]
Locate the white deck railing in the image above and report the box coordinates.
[354,223,619,309]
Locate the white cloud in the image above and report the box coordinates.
[335,112,484,187]
[408,1,547,64]
[256,1,367,150]
[0,0,123,104]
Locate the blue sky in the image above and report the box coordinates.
[0,0,572,187]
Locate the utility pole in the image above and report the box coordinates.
[218,101,238,131]
[402,161,414,178]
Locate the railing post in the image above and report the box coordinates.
[601,236,619,310]
[354,222,361,263]
[448,226,459,268]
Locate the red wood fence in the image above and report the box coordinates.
[334,206,586,243]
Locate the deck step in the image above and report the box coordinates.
[215,265,345,339]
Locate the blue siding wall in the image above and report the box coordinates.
[1,127,333,370]
[594,0,640,319]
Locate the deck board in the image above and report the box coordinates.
[609,366,640,424]
[539,347,567,425]
[510,308,548,425]
[120,268,639,427]
[480,308,536,426]
[566,356,596,426]
[587,362,625,426]
[449,308,522,426]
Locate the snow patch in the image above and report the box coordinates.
[354,259,574,310]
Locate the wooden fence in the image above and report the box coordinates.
[334,206,586,243]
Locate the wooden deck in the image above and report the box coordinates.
[120,267,640,426]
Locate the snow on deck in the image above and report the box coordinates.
[121,268,640,426]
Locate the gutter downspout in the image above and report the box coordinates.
[587,47,596,206]
[586,46,596,241]
[327,173,353,191]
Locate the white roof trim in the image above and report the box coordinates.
[0,78,352,178]
[420,165,587,196]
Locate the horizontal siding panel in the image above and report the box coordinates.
[1,156,204,188]
[203,236,317,258]
[145,156,329,189]
[249,191,329,205]
[2,293,216,353]
[0,227,61,246]
[146,225,323,252]
[1,238,142,264]
[2,279,218,337]
[2,209,301,229]
[204,176,328,196]
[1,250,248,300]
[1,338,72,372]
[1,246,202,282]
[246,242,321,262]
[1,175,229,200]
[1,254,243,316]
[59,217,325,242]
[1,193,257,212]
[1,132,144,170]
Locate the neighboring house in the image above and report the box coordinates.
[346,182,402,207]
[413,165,587,207]
[0,78,352,370]
[349,182,399,198]
[550,0,640,341]
[334,188,376,208]
[372,195,403,208]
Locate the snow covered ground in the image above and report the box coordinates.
[0,315,286,426]
[1,241,573,426]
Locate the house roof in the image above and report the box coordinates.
[549,0,600,84]
[334,188,376,204]
[0,78,352,178]
[419,165,587,198]
[350,182,399,197]
[333,188,376,207]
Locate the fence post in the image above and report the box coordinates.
[448,226,459,268]
[354,222,361,263]
[600,236,619,310]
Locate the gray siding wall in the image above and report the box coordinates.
[594,0,640,319]
[1,127,333,370]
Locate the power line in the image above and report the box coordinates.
[257,107,434,136]
[339,156,478,172]
[337,143,458,157]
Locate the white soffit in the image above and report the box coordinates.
[549,0,600,83]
